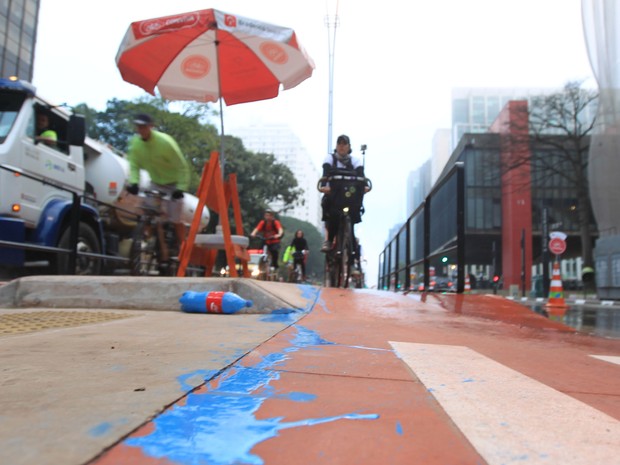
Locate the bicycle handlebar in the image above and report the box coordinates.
[317,173,372,192]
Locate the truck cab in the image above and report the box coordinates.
[0,77,95,274]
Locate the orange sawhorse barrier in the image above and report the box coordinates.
[176,152,250,278]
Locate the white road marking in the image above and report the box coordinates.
[390,342,620,465]
[591,354,620,366]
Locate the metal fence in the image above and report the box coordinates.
[378,162,465,292]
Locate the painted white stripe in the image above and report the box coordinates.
[591,355,620,366]
[390,342,620,465]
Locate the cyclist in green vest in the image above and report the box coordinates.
[125,113,191,269]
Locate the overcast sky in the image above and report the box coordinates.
[33,0,595,287]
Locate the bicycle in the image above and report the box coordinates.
[252,235,278,281]
[288,250,306,283]
[129,189,179,276]
[318,169,371,288]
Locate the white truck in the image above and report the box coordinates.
[0,78,209,277]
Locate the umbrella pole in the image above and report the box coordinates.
[219,99,225,178]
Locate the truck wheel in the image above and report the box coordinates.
[56,223,102,275]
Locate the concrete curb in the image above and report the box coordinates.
[0,276,320,313]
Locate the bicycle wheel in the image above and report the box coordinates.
[323,257,331,287]
[337,216,352,288]
[258,257,269,281]
[327,255,339,288]
[129,219,145,276]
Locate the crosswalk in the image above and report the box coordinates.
[390,342,620,465]
[590,354,620,366]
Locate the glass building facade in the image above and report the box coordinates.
[0,0,40,81]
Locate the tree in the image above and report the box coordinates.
[76,98,303,235]
[503,81,598,268]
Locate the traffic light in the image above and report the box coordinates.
[493,275,500,283]
[441,256,448,264]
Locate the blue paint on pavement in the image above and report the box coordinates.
[396,421,404,435]
[287,325,335,350]
[123,323,378,465]
[177,369,220,392]
[89,418,128,438]
[89,422,112,437]
[259,311,300,324]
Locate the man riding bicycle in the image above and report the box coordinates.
[250,209,284,272]
[125,113,191,273]
[319,134,369,263]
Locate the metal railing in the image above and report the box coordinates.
[378,162,465,292]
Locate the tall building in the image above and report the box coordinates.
[406,159,431,219]
[0,0,40,81]
[232,123,322,230]
[451,87,597,150]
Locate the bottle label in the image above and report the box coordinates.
[205,291,225,314]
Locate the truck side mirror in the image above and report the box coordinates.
[68,114,86,147]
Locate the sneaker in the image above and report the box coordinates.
[321,240,332,253]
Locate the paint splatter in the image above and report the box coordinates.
[396,421,404,435]
[89,418,128,438]
[124,324,378,465]
[176,369,220,392]
[89,422,112,437]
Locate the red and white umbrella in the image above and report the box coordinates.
[115,8,315,106]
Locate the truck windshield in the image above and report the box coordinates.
[0,92,27,144]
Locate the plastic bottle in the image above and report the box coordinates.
[179,291,253,314]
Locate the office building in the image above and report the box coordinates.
[0,0,40,81]
[232,123,322,230]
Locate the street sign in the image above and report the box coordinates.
[549,237,566,255]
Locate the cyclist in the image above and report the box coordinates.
[289,229,309,281]
[125,113,191,272]
[250,209,283,272]
[319,134,369,261]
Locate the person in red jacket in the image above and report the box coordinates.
[250,209,284,270]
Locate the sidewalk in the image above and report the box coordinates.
[1,277,619,465]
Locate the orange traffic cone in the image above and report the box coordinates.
[464,274,471,293]
[546,261,567,315]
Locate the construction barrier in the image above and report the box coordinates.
[546,260,567,315]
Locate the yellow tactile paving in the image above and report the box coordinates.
[0,311,136,336]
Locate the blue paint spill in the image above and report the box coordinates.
[124,324,379,465]
[259,285,321,323]
[282,391,317,402]
[89,422,112,437]
[89,418,128,437]
[177,369,220,392]
[287,325,335,350]
[396,421,404,435]
[260,311,300,324]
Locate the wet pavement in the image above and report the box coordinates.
[522,302,620,339]
[1,277,619,465]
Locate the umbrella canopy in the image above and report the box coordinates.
[115,8,315,106]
